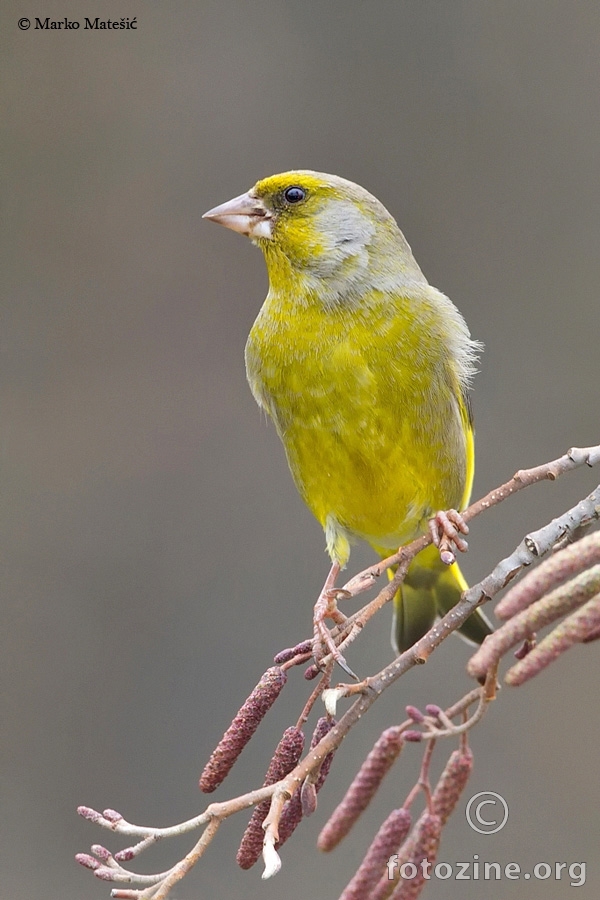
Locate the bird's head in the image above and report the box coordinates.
[204,171,425,298]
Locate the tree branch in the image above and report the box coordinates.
[75,444,600,900]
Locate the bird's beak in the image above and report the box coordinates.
[203,191,273,239]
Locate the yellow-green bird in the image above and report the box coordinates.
[204,171,492,657]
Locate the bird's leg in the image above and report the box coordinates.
[429,509,469,566]
[313,562,357,679]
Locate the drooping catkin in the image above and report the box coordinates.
[199,666,287,792]
[338,808,412,900]
[495,532,600,620]
[276,716,336,848]
[468,566,600,680]
[431,746,473,825]
[236,725,305,869]
[274,785,304,847]
[369,832,416,900]
[389,812,442,899]
[505,593,600,685]
[314,719,337,791]
[318,726,404,852]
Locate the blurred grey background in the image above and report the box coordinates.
[2,2,599,898]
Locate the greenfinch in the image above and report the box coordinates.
[204,171,492,657]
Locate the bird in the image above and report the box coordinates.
[203,171,492,666]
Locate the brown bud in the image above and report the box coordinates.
[318,726,404,852]
[301,779,318,816]
[199,666,287,793]
[236,725,305,869]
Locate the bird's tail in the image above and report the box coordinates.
[390,543,493,654]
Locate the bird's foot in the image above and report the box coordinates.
[313,562,358,680]
[429,509,469,566]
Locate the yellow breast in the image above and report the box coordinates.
[245,284,471,565]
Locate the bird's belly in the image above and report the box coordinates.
[268,377,465,552]
[246,306,468,558]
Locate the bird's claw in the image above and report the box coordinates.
[313,564,358,680]
[429,509,469,565]
[332,655,358,681]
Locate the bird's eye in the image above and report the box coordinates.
[283,186,306,204]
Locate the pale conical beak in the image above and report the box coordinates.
[203,191,273,239]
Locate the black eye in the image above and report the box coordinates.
[283,186,306,204]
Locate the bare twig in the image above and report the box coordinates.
[495,531,600,619]
[76,444,600,900]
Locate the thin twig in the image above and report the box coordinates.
[76,444,600,899]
